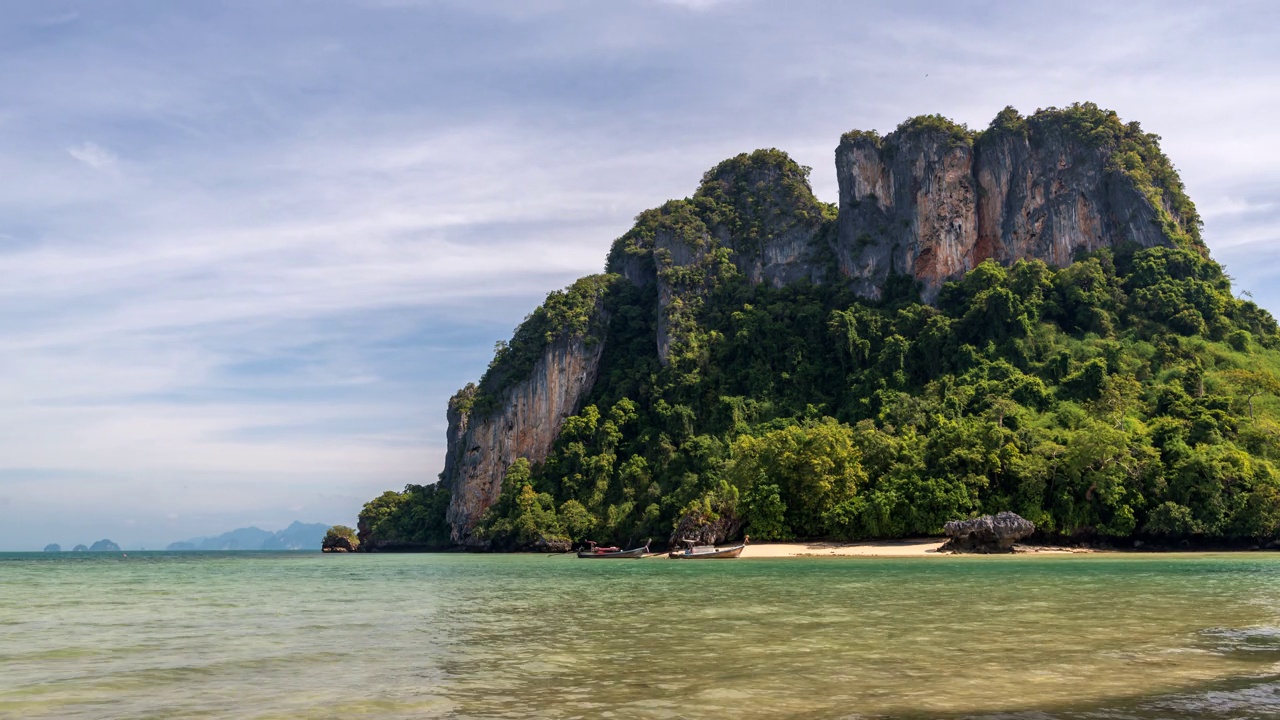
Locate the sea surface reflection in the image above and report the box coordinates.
[2,551,1280,718]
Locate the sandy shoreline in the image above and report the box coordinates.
[739,539,948,557]
[727,539,1100,557]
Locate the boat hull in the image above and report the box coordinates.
[577,545,648,558]
[668,544,745,559]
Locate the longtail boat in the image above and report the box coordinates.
[577,541,650,558]
[668,536,748,559]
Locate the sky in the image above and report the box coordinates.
[2,0,1279,550]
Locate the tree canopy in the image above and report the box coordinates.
[360,236,1280,551]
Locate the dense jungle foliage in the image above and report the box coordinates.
[476,245,1280,549]
[356,483,452,550]
[367,243,1280,550]
[359,105,1280,551]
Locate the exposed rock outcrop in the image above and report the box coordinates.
[836,125,978,301]
[441,327,608,546]
[531,536,572,553]
[321,536,356,553]
[942,512,1035,553]
[835,110,1192,302]
[88,539,121,552]
[43,543,61,552]
[697,154,831,290]
[609,152,832,364]
[669,500,743,547]
[321,525,359,553]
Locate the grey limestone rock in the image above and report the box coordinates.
[942,512,1036,553]
[441,330,608,547]
[668,503,743,548]
[834,119,1180,303]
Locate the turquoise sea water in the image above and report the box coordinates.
[3,551,1280,718]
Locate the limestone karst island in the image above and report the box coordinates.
[354,103,1280,555]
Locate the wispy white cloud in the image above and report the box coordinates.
[66,141,117,169]
[31,10,80,28]
[650,0,741,10]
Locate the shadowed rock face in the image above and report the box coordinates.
[835,124,1178,302]
[943,512,1036,553]
[669,506,742,547]
[836,129,978,301]
[441,332,607,546]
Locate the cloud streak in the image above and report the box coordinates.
[66,141,117,169]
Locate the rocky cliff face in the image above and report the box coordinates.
[441,331,607,545]
[835,128,978,300]
[972,127,1174,272]
[834,110,1194,301]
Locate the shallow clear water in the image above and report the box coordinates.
[3,552,1280,718]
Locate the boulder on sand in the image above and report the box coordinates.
[669,499,742,548]
[942,512,1035,553]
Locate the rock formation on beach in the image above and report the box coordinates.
[669,503,743,547]
[942,512,1036,553]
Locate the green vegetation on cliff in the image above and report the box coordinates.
[469,274,615,416]
[322,525,359,551]
[607,149,834,269]
[462,241,1280,549]
[357,484,452,551]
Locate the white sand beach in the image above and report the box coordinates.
[739,538,947,557]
